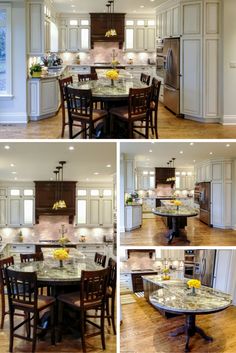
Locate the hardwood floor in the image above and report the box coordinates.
[120,296,236,353]
[1,104,236,139]
[120,217,236,246]
[0,301,116,353]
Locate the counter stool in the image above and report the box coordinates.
[94,252,107,267]
[105,258,116,335]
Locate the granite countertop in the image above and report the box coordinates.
[148,278,232,314]
[152,206,198,217]
[125,203,142,207]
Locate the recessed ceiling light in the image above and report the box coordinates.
[4,145,10,150]
[226,144,230,147]
[180,151,183,154]
[73,9,76,12]
[94,172,99,175]
[150,0,155,2]
[106,164,111,168]
[193,160,196,163]
[12,171,17,175]
[86,178,89,181]
[140,5,144,8]
[209,152,213,155]
[10,163,14,167]
[14,177,18,181]
[69,146,74,150]
[149,149,152,153]
[190,142,194,146]
[147,158,150,161]
[71,4,75,7]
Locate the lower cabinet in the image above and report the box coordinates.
[7,244,36,263]
[77,244,106,263]
[132,272,158,292]
[120,273,132,294]
[125,205,142,231]
[28,78,60,120]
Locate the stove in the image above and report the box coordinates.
[39,240,59,243]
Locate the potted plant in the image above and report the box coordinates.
[126,196,133,205]
[30,63,42,78]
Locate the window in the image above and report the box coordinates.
[10,189,20,196]
[90,189,99,197]
[70,20,78,26]
[24,189,34,196]
[126,20,134,26]
[0,4,12,98]
[148,20,155,26]
[77,189,87,196]
[103,189,112,197]
[81,19,89,26]
[137,20,145,26]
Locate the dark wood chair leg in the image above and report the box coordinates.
[81,311,86,353]
[61,108,66,138]
[58,301,64,342]
[0,291,5,329]
[129,122,133,138]
[32,312,38,353]
[69,118,73,139]
[154,112,158,139]
[9,310,14,353]
[106,297,111,326]
[50,304,55,345]
[111,297,116,335]
[101,304,106,350]
[26,312,31,339]
[89,123,93,139]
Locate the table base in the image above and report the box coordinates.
[170,314,213,352]
[167,217,190,244]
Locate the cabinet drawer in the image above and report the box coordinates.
[9,244,35,253]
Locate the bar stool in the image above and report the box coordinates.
[94,252,107,267]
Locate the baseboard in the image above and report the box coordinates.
[184,115,220,123]
[0,112,28,124]
[221,115,236,125]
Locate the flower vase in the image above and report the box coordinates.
[59,260,64,268]
[177,206,179,211]
[111,79,114,87]
[191,287,196,296]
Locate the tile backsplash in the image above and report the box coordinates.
[0,216,113,244]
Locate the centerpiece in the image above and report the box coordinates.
[187,279,201,296]
[106,69,119,87]
[30,63,42,78]
[162,267,171,280]
[53,248,69,268]
[173,200,182,211]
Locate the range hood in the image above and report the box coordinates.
[34,181,77,224]
[90,13,125,49]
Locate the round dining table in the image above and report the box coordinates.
[152,206,199,244]
[69,78,148,137]
[150,282,232,352]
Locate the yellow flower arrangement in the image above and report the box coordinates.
[111,59,119,66]
[106,69,119,81]
[187,279,201,289]
[58,236,70,246]
[174,200,182,206]
[53,248,69,261]
[162,268,170,274]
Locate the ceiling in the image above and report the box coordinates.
[121,141,236,168]
[53,0,166,14]
[0,142,116,182]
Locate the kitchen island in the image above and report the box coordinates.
[145,276,232,352]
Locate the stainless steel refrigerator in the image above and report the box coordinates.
[194,250,216,287]
[199,182,211,226]
[163,37,180,115]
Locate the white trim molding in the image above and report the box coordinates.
[221,115,236,125]
[0,3,12,98]
[0,112,28,124]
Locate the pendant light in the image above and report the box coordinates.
[58,161,67,209]
[105,0,117,37]
[52,170,59,210]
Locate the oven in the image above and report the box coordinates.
[194,183,201,204]
[184,263,195,278]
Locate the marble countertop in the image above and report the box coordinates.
[152,206,199,217]
[149,279,232,314]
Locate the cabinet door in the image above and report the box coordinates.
[68,27,79,51]
[125,160,135,192]
[44,19,50,52]
[41,80,58,114]
[181,38,202,117]
[161,12,167,38]
[23,198,34,226]
[77,199,87,225]
[136,27,145,51]
[0,198,7,227]
[166,9,172,37]
[28,3,43,54]
[101,199,113,226]
[182,2,202,35]
[80,27,90,50]
[125,28,134,50]
[156,13,162,38]
[89,199,100,226]
[172,6,180,36]
[146,28,155,51]
[8,198,21,227]
[58,26,67,51]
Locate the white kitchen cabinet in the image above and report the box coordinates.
[0,188,7,227]
[120,273,132,293]
[175,169,194,190]
[68,26,79,51]
[125,17,155,52]
[76,188,113,227]
[8,244,36,263]
[136,168,155,191]
[172,6,180,36]
[77,244,106,262]
[28,78,60,120]
[125,205,142,231]
[58,26,67,51]
[142,198,156,213]
[156,13,162,38]
[6,188,35,227]
[124,159,135,193]
[44,18,51,52]
[182,2,202,35]
[161,249,184,261]
[156,2,181,39]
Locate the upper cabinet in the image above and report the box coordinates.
[125,17,156,52]
[27,0,57,55]
[58,16,90,52]
[156,3,181,38]
[135,168,155,191]
[0,187,35,227]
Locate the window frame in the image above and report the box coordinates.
[0,3,12,100]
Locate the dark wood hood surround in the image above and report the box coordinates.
[155,167,175,186]
[90,13,125,49]
[34,181,77,224]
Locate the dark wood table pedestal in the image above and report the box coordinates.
[167,217,190,244]
[170,314,213,352]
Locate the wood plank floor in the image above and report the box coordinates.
[120,296,236,353]
[120,217,236,246]
[1,104,236,139]
[0,301,116,353]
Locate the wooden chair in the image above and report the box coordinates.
[0,256,18,329]
[5,268,56,353]
[105,258,116,335]
[78,73,98,82]
[20,252,44,263]
[58,76,74,138]
[110,86,152,139]
[65,86,107,139]
[140,73,151,86]
[58,268,109,353]
[149,77,161,139]
[94,252,107,268]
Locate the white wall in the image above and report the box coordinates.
[0,1,27,123]
[223,0,236,124]
[120,154,125,233]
